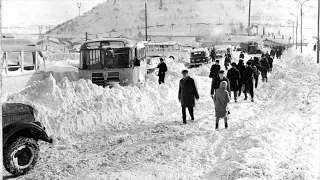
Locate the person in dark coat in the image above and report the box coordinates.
[260,55,270,82]
[244,61,256,102]
[224,54,231,70]
[213,81,230,130]
[239,52,244,59]
[237,59,246,97]
[157,57,168,84]
[211,70,230,96]
[226,62,240,102]
[210,48,216,61]
[178,70,199,124]
[209,60,221,81]
[270,48,276,59]
[267,56,273,72]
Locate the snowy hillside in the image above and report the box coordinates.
[2,46,319,179]
[47,0,317,39]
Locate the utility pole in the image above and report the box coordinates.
[85,32,88,41]
[288,19,295,46]
[317,0,319,63]
[77,2,82,17]
[294,0,309,53]
[145,3,148,41]
[248,0,251,36]
[291,13,299,49]
[0,0,3,177]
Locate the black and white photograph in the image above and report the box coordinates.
[0,0,320,179]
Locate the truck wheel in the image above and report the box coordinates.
[3,137,39,175]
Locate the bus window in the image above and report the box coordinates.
[23,52,36,71]
[6,52,21,71]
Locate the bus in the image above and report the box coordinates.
[143,41,183,59]
[78,38,147,87]
[1,37,45,93]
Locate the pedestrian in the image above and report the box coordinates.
[209,60,221,81]
[244,61,256,102]
[237,59,246,97]
[270,48,276,59]
[211,70,230,96]
[267,55,273,72]
[260,54,270,82]
[252,57,261,88]
[210,48,216,61]
[212,81,230,130]
[314,44,317,51]
[224,53,231,70]
[178,70,199,124]
[157,57,168,84]
[226,62,240,102]
[239,52,244,59]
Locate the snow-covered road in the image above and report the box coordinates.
[2,48,320,180]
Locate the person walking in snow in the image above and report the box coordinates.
[252,57,261,88]
[239,52,244,59]
[267,55,273,72]
[237,59,246,97]
[178,70,199,124]
[224,53,231,70]
[244,61,256,102]
[260,54,270,82]
[270,48,276,59]
[210,48,216,61]
[157,57,168,84]
[209,60,221,81]
[211,70,230,96]
[227,62,240,102]
[212,81,230,130]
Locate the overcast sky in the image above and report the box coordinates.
[2,0,106,27]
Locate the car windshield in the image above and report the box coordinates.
[191,51,205,57]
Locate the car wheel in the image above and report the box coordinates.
[3,137,40,175]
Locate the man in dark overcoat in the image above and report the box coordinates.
[226,62,240,102]
[178,70,199,124]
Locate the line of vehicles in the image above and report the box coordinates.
[1,36,264,175]
[2,36,264,91]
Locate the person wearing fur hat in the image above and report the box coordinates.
[211,70,230,96]
[213,81,230,130]
[244,61,256,102]
[227,62,240,102]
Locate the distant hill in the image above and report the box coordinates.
[47,0,317,41]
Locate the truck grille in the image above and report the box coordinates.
[92,73,105,87]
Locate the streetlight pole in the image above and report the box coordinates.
[294,0,309,53]
[291,13,299,49]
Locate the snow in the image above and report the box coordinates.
[2,46,319,180]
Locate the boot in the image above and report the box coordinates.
[215,123,219,130]
[225,122,228,129]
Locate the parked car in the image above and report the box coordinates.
[189,48,210,67]
[2,103,53,175]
